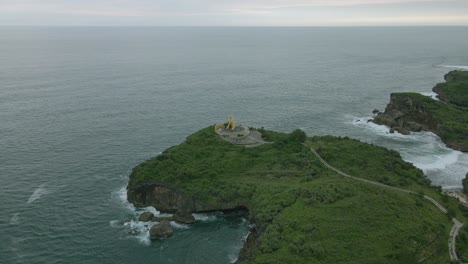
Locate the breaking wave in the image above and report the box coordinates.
[114,186,178,245]
[438,65,468,70]
[27,184,50,204]
[193,213,220,222]
[10,213,20,224]
[350,115,465,188]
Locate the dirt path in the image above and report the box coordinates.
[450,218,463,261]
[307,145,463,261]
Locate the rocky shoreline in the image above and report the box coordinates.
[371,71,468,152]
[125,126,461,263]
[127,181,257,262]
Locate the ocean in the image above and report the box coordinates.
[1,26,467,263]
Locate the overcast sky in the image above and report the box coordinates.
[0,0,467,26]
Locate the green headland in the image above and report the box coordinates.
[127,125,468,264]
[373,70,468,151]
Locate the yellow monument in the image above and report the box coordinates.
[226,115,237,130]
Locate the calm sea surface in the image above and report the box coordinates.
[1,27,468,263]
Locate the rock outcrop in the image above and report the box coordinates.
[173,211,195,224]
[372,93,467,151]
[373,94,438,133]
[149,221,173,239]
[127,180,245,214]
[138,212,154,222]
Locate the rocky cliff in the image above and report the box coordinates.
[373,93,437,135]
[373,94,438,134]
[127,180,246,213]
[372,71,468,152]
[373,92,468,151]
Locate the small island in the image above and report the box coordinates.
[127,119,468,263]
[373,70,468,151]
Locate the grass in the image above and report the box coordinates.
[433,80,468,107]
[128,126,465,263]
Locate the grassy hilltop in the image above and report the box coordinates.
[128,126,468,264]
[434,70,468,107]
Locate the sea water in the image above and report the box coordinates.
[1,26,468,263]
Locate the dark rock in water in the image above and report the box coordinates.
[152,216,174,222]
[394,127,410,135]
[389,128,395,134]
[405,121,422,132]
[173,210,195,224]
[372,109,380,114]
[149,221,173,239]
[138,212,154,222]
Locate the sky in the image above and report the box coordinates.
[0,0,467,26]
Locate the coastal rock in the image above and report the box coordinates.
[394,127,410,135]
[152,216,174,222]
[138,212,154,222]
[372,94,437,132]
[149,221,173,239]
[372,92,467,152]
[405,121,422,132]
[372,109,380,114]
[127,181,244,213]
[173,211,195,224]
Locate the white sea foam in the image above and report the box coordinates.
[229,255,238,263]
[349,115,465,187]
[114,185,178,245]
[411,149,462,171]
[10,213,20,224]
[109,220,121,228]
[193,213,219,222]
[351,116,407,138]
[123,219,156,246]
[27,184,50,204]
[117,186,135,212]
[420,92,439,101]
[170,221,190,229]
[438,65,468,70]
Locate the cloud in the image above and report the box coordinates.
[0,0,466,25]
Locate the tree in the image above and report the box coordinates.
[463,172,468,195]
[289,129,306,143]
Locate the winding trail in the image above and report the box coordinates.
[307,145,463,262]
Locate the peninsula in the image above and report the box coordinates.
[373,70,468,151]
[127,121,468,263]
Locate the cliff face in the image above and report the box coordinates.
[373,93,467,152]
[127,180,246,213]
[373,93,438,135]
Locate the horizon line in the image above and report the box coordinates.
[1,25,468,27]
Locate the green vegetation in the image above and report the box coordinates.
[463,173,468,195]
[456,203,468,263]
[393,92,468,150]
[444,70,468,83]
[129,127,465,263]
[433,77,468,107]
